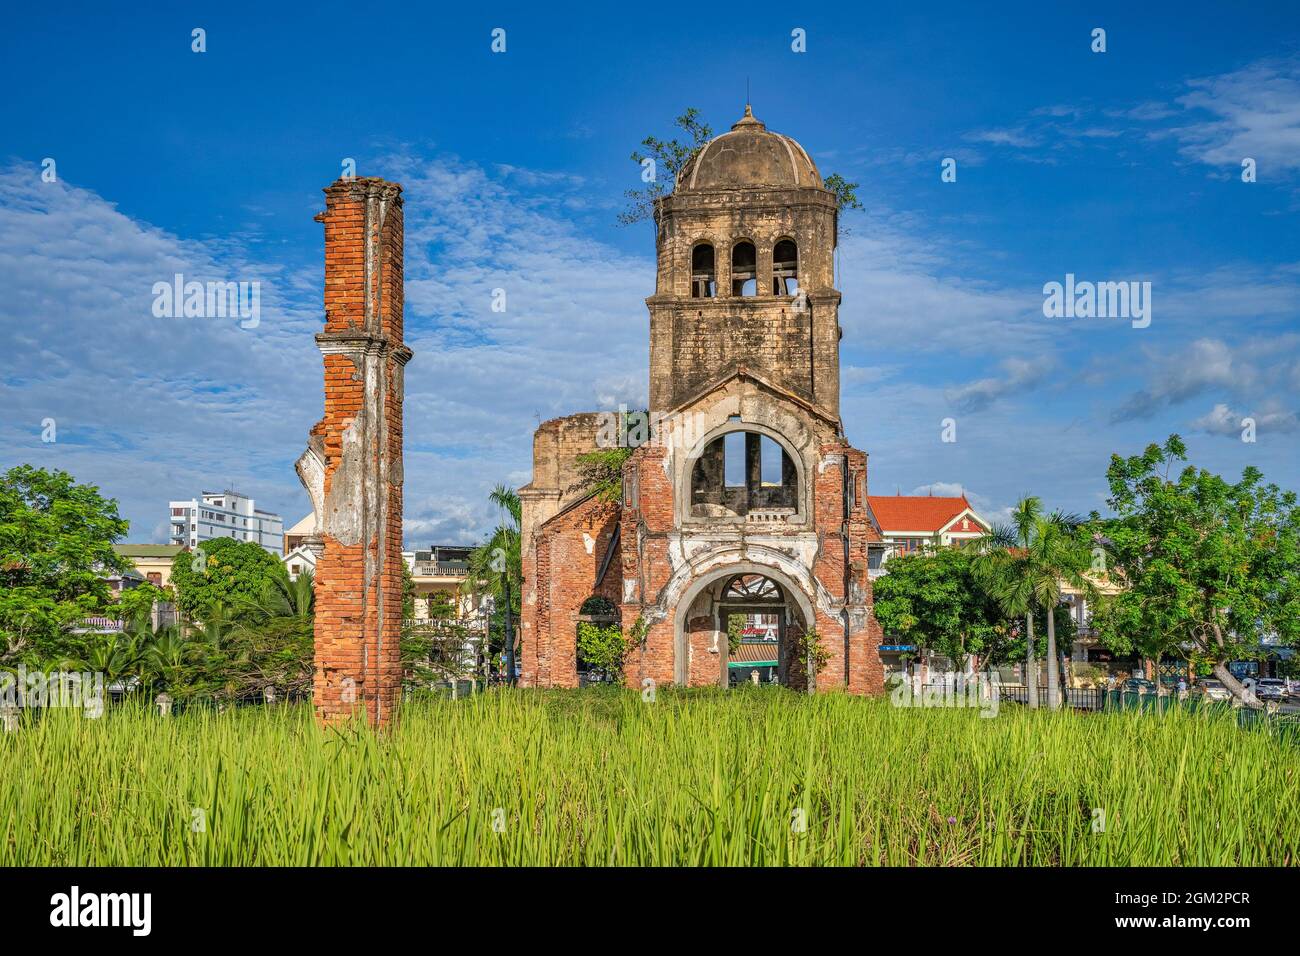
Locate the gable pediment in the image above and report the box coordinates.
[668,363,841,429]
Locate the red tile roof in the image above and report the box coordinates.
[730,643,780,664]
[867,495,982,534]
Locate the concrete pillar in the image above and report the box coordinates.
[297,177,412,727]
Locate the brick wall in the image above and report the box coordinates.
[520,497,619,688]
[304,177,410,726]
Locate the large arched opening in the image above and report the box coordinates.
[682,420,806,525]
[673,563,815,690]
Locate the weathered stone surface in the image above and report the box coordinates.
[521,110,882,695]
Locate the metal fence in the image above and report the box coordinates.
[991,684,1300,738]
[995,684,1107,711]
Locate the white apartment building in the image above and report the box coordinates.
[168,490,284,556]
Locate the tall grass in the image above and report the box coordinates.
[2,688,1296,865]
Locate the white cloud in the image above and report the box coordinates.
[1108,335,1292,423]
[1171,57,1300,174]
[0,165,323,544]
[0,152,671,547]
[964,128,1040,148]
[1193,401,1299,437]
[835,213,1046,353]
[944,356,1050,413]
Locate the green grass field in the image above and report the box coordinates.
[3,688,1297,866]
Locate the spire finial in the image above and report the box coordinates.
[731,100,765,130]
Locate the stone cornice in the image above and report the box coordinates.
[315,329,412,363]
[645,290,841,309]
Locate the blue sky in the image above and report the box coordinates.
[1,1,1298,545]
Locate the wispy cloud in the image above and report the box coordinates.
[1193,401,1299,437]
[0,164,322,542]
[945,357,1050,413]
[964,127,1041,149]
[1170,56,1300,174]
[1109,335,1300,424]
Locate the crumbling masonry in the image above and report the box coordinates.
[521,108,884,694]
[297,177,411,725]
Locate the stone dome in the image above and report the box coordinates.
[675,106,823,193]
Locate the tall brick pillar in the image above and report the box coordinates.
[296,177,411,726]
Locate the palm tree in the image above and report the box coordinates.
[241,568,314,621]
[976,498,1096,710]
[976,497,1043,708]
[140,624,189,693]
[462,485,522,684]
[231,570,315,702]
[1033,516,1096,709]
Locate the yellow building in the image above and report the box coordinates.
[113,544,185,588]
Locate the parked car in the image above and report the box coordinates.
[1192,679,1232,702]
[1119,677,1158,694]
[1254,678,1287,702]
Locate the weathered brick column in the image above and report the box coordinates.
[296,177,411,726]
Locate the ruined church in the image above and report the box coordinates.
[520,107,884,693]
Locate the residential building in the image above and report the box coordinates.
[283,513,315,555]
[168,490,284,555]
[865,494,991,675]
[865,494,990,577]
[405,545,477,621]
[281,513,317,581]
[113,543,185,588]
[1060,574,1124,663]
[73,555,178,634]
[283,544,317,582]
[864,495,1132,677]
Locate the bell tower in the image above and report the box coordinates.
[647,106,842,417]
[520,106,883,698]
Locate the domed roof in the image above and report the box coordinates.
[675,106,823,193]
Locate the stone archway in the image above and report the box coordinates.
[715,573,794,688]
[672,561,817,688]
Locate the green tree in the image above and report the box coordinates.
[462,485,522,682]
[618,108,714,225]
[574,448,633,503]
[402,616,475,687]
[575,407,645,502]
[872,545,1008,673]
[1094,435,1300,708]
[78,628,146,691]
[169,537,284,625]
[225,568,315,702]
[426,592,457,620]
[576,620,626,682]
[238,567,314,622]
[139,624,190,694]
[0,465,130,665]
[112,581,170,629]
[974,498,1095,709]
[726,613,744,655]
[401,561,416,620]
[823,173,863,211]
